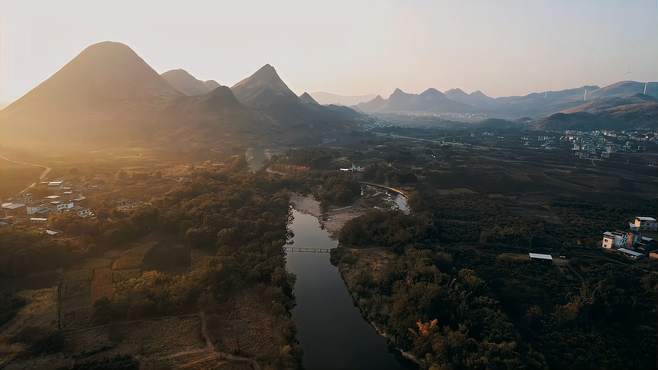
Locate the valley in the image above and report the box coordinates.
[0,23,656,370]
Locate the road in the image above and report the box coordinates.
[0,153,52,194]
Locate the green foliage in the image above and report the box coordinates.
[316,173,360,207]
[0,228,75,276]
[339,210,431,252]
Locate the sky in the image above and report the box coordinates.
[1,0,657,105]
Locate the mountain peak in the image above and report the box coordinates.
[162,68,219,96]
[299,92,319,105]
[421,88,445,97]
[231,64,298,108]
[470,90,488,98]
[390,88,410,98]
[446,88,466,95]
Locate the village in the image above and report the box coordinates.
[601,216,658,260]
[1,179,95,236]
[1,176,149,237]
[562,129,658,163]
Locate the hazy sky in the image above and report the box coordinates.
[1,0,657,104]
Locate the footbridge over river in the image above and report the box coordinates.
[284,246,332,254]
[359,182,409,199]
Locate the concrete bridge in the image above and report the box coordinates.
[284,247,332,254]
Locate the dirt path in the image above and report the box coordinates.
[0,153,52,194]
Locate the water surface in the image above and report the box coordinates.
[286,207,410,370]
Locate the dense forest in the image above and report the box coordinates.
[335,187,657,370]
[1,161,301,368]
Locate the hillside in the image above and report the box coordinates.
[231,64,363,137]
[0,41,182,148]
[0,43,364,151]
[161,69,220,96]
[535,94,658,130]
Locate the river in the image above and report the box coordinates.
[286,199,413,370]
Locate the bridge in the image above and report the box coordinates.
[359,182,409,199]
[284,247,332,254]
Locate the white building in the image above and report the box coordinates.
[632,217,657,231]
[601,231,636,249]
[56,202,75,212]
[2,202,26,216]
[529,253,553,262]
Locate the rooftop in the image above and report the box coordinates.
[636,216,656,221]
[1,202,26,210]
[617,248,644,257]
[529,253,553,261]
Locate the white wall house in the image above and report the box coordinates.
[633,217,657,231]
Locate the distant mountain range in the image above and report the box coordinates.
[310,92,376,106]
[1,40,655,149]
[0,41,363,150]
[356,82,658,123]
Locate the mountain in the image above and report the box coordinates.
[535,94,658,130]
[355,95,387,112]
[0,41,182,148]
[0,42,364,150]
[299,92,319,105]
[445,89,497,109]
[310,92,376,106]
[161,69,220,96]
[231,64,363,137]
[161,86,276,143]
[589,81,658,100]
[231,64,300,109]
[357,88,474,114]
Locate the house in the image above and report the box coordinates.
[529,253,553,262]
[2,202,26,217]
[45,195,60,200]
[617,248,644,260]
[56,202,75,212]
[30,217,48,223]
[649,251,658,260]
[632,216,657,231]
[27,205,50,216]
[601,231,637,249]
[77,209,94,218]
[48,180,64,187]
[45,229,60,236]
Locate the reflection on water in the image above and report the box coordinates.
[287,208,410,370]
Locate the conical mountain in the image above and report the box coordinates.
[0,41,181,148]
[231,64,299,109]
[162,69,220,96]
[356,95,387,112]
[230,64,362,138]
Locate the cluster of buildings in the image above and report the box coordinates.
[601,216,657,260]
[1,179,95,232]
[520,135,557,150]
[562,130,655,161]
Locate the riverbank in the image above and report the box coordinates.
[290,193,419,368]
[330,247,423,368]
[290,193,366,238]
